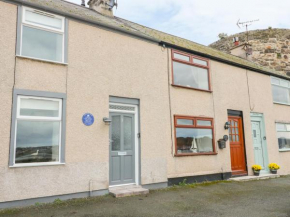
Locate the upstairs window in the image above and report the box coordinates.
[276,123,290,151]
[271,77,290,105]
[172,50,210,91]
[174,115,215,156]
[18,7,66,63]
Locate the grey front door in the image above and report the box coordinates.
[109,112,135,186]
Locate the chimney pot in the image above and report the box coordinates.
[88,0,115,17]
[233,37,239,46]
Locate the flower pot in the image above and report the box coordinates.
[253,170,260,176]
[270,170,277,174]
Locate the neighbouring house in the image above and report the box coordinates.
[1,0,290,208]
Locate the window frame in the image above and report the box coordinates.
[17,6,67,64]
[271,76,290,106]
[276,122,290,152]
[171,50,211,92]
[9,89,67,167]
[174,115,216,157]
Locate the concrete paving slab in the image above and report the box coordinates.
[229,174,280,182]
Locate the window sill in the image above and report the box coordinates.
[16,55,68,66]
[174,152,217,157]
[273,102,290,106]
[9,162,65,168]
[171,84,212,93]
[279,149,290,152]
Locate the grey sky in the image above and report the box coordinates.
[67,0,290,45]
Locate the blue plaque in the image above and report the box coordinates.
[82,113,94,126]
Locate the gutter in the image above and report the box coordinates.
[161,41,288,80]
[8,0,160,44]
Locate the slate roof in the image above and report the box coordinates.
[11,0,288,79]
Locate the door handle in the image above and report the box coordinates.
[263,136,266,140]
[109,139,114,143]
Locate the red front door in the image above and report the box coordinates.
[228,116,247,175]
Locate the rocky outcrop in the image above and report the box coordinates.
[209,29,290,76]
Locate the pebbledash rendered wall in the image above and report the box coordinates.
[0,0,171,204]
[1,0,290,207]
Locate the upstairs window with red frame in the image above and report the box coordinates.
[172,50,210,91]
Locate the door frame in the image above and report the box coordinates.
[228,110,248,176]
[109,102,139,186]
[250,113,269,174]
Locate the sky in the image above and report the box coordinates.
[67,0,290,45]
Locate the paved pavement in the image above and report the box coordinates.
[1,176,290,217]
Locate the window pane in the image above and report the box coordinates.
[197,120,211,126]
[20,98,59,117]
[272,85,290,104]
[280,80,289,87]
[276,123,286,131]
[173,53,190,62]
[193,58,207,66]
[112,116,121,151]
[271,77,280,85]
[177,119,193,125]
[173,61,209,90]
[277,131,290,150]
[176,128,213,154]
[124,116,133,150]
[22,26,63,62]
[15,120,60,164]
[25,10,62,30]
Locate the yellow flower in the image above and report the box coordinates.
[268,163,280,170]
[252,165,262,171]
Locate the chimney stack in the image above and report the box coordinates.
[233,37,239,46]
[88,0,117,17]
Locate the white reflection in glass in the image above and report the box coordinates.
[15,120,60,163]
[173,61,209,90]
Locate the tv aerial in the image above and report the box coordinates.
[236,19,259,57]
[236,19,259,42]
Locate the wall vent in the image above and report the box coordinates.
[109,104,135,111]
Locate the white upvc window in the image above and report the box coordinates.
[276,123,290,151]
[13,95,63,166]
[271,77,290,105]
[19,7,66,63]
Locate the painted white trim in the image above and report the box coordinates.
[17,95,62,120]
[273,102,290,106]
[20,7,65,63]
[279,149,290,152]
[109,102,139,186]
[16,55,68,65]
[13,95,63,166]
[22,7,65,33]
[9,162,65,168]
[109,183,136,188]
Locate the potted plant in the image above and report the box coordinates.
[252,165,262,176]
[268,163,280,174]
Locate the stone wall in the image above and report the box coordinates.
[209,29,290,77]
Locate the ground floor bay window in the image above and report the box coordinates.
[9,90,66,167]
[174,115,215,156]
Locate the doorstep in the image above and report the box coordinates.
[229,174,280,182]
[109,184,149,198]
